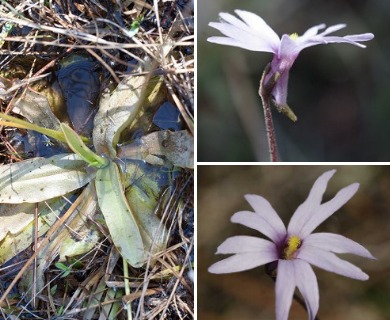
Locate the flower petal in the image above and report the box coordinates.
[208,22,253,42]
[303,232,376,259]
[219,12,252,30]
[232,194,286,243]
[215,235,277,256]
[271,70,289,106]
[207,11,280,53]
[276,260,296,320]
[208,251,277,274]
[318,24,346,36]
[288,169,336,236]
[345,33,375,42]
[231,211,285,243]
[278,34,301,63]
[234,10,280,47]
[300,183,359,237]
[314,36,367,48]
[297,33,374,50]
[207,35,275,52]
[297,246,369,280]
[294,260,319,320]
[301,24,326,38]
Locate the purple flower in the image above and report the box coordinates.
[208,170,376,320]
[208,10,374,118]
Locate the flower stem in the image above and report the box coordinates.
[259,64,279,162]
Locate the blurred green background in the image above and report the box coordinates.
[198,165,390,319]
[198,0,390,161]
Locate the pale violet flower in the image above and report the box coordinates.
[209,170,376,320]
[208,10,374,117]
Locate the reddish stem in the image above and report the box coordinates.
[259,65,279,162]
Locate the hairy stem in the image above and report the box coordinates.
[259,64,279,162]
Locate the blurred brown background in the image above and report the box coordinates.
[198,0,389,161]
[198,166,390,319]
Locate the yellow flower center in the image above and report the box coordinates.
[289,33,299,40]
[284,235,301,260]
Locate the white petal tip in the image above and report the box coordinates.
[244,194,256,201]
[344,271,369,281]
[361,33,375,40]
[206,36,224,44]
[353,271,370,281]
[208,266,217,273]
[208,262,223,274]
[208,263,231,274]
[361,274,369,281]
[350,182,360,192]
[319,169,337,181]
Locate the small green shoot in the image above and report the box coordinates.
[60,123,108,168]
[55,261,71,278]
[126,15,144,38]
[66,257,83,269]
[57,305,64,316]
[0,22,14,48]
[50,284,58,295]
